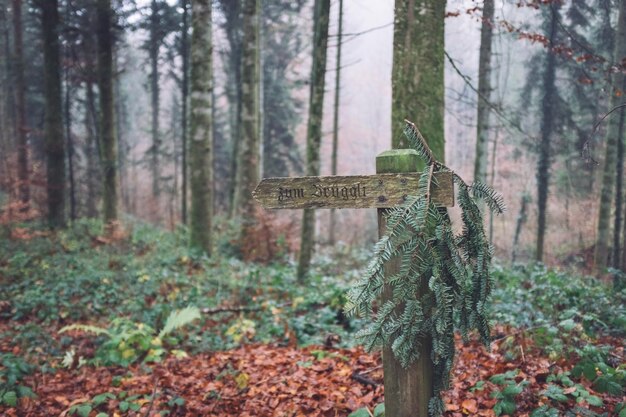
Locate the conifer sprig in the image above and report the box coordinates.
[346,120,504,416]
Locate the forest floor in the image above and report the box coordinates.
[0,219,625,417]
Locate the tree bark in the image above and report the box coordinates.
[96,0,119,224]
[329,0,343,246]
[595,0,626,273]
[13,0,29,210]
[232,0,261,225]
[536,3,559,262]
[391,0,445,156]
[297,0,331,282]
[189,0,213,254]
[149,0,161,201]
[387,1,446,415]
[473,0,494,183]
[85,76,100,217]
[41,0,66,228]
[613,94,626,269]
[220,0,242,217]
[181,0,190,224]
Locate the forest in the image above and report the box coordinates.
[0,0,625,416]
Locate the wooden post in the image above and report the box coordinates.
[377,149,433,417]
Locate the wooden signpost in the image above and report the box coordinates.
[253,149,455,417]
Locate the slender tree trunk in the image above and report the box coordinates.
[613,98,626,269]
[297,0,331,281]
[0,0,8,180]
[329,0,343,246]
[595,0,626,273]
[536,3,559,262]
[512,193,530,263]
[189,0,213,254]
[473,0,494,183]
[181,0,189,224]
[149,0,161,202]
[85,77,100,217]
[41,0,66,228]
[115,53,128,212]
[391,0,445,156]
[232,0,260,224]
[65,50,76,221]
[222,1,242,217]
[13,0,29,209]
[96,0,119,224]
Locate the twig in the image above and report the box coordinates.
[444,50,529,138]
[201,302,291,315]
[359,365,382,375]
[351,372,379,387]
[142,377,159,417]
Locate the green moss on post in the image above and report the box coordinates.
[377,149,433,417]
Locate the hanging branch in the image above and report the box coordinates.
[346,120,505,416]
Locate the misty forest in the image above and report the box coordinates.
[0,0,625,416]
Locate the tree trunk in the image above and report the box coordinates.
[189,0,213,254]
[232,0,260,225]
[221,1,242,217]
[386,1,446,415]
[85,76,100,217]
[473,0,494,183]
[329,0,343,246]
[181,0,190,224]
[613,95,626,269]
[149,0,161,202]
[536,3,559,262]
[297,0,331,281]
[595,0,626,273]
[65,43,76,221]
[96,0,119,224]
[0,0,9,180]
[41,0,66,228]
[391,0,445,156]
[13,0,29,210]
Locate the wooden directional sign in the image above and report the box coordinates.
[253,171,454,209]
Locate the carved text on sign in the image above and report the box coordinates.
[253,172,455,210]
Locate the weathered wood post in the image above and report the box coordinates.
[376,149,433,417]
[253,148,453,417]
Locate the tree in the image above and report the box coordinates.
[40,0,66,228]
[535,2,560,262]
[391,0,444,156]
[215,0,242,215]
[180,0,190,224]
[13,0,29,210]
[595,0,626,273]
[232,0,261,230]
[140,0,178,202]
[296,0,330,281]
[96,0,119,225]
[386,1,446,416]
[473,0,494,184]
[261,0,306,178]
[329,0,343,245]
[188,0,213,254]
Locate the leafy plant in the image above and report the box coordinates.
[59,306,201,366]
[489,370,528,416]
[346,121,505,415]
[571,345,625,396]
[348,403,385,417]
[0,353,36,407]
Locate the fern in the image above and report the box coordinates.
[347,120,504,416]
[158,306,201,339]
[59,323,111,337]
